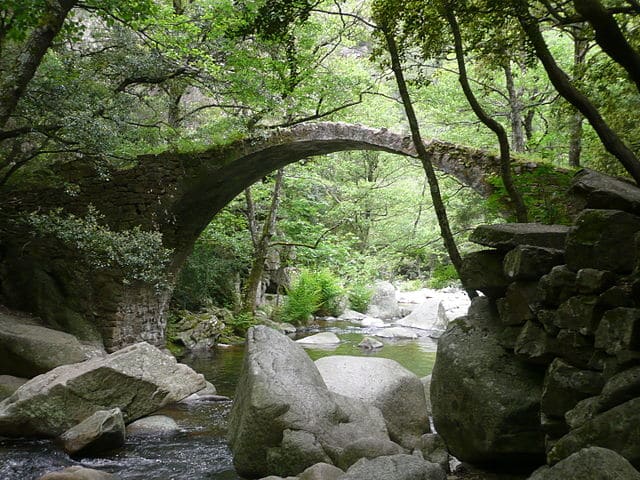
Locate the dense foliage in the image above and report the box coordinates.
[2,0,640,326]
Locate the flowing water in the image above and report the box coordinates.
[0,319,438,480]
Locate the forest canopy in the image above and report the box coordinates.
[1,0,639,314]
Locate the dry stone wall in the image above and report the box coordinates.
[432,169,640,472]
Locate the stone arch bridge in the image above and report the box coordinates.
[0,122,535,351]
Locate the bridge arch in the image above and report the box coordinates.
[0,122,514,351]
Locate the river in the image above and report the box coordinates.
[0,319,439,480]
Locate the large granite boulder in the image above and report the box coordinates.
[59,408,125,457]
[0,312,104,378]
[529,446,640,480]
[396,298,446,332]
[0,342,205,437]
[366,281,400,320]
[431,297,545,468]
[228,326,391,479]
[340,454,446,480]
[315,355,430,449]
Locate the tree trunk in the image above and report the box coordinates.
[504,63,526,153]
[383,30,477,298]
[568,30,588,168]
[516,5,640,184]
[573,0,640,93]
[0,0,77,130]
[444,9,529,222]
[242,168,285,313]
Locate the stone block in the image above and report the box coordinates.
[548,397,640,468]
[538,266,577,307]
[541,359,604,419]
[599,285,635,309]
[565,209,640,274]
[503,246,564,281]
[497,281,540,326]
[531,446,640,480]
[554,295,603,335]
[59,408,125,457]
[514,321,559,365]
[575,268,615,294]
[555,330,594,369]
[595,308,640,355]
[470,223,570,251]
[599,365,640,412]
[537,310,560,336]
[570,168,640,216]
[461,250,509,298]
[565,396,602,429]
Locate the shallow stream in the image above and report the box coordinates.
[0,319,438,480]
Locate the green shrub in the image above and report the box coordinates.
[282,269,343,325]
[429,263,459,289]
[347,283,372,313]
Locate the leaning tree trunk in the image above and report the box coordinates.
[516,3,640,184]
[568,30,588,168]
[383,30,477,298]
[444,9,528,222]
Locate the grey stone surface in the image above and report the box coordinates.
[470,223,570,251]
[125,415,179,436]
[38,466,119,480]
[595,308,640,355]
[575,268,615,294]
[341,454,446,480]
[431,297,545,466]
[548,397,640,467]
[541,359,604,419]
[565,209,640,273]
[554,295,602,335]
[59,408,125,457]
[366,281,400,320]
[538,266,577,307]
[228,326,391,478]
[503,245,564,281]
[316,355,430,449]
[336,436,405,470]
[570,168,640,216]
[529,446,640,480]
[296,332,341,345]
[298,462,344,480]
[0,342,205,437]
[396,298,446,332]
[0,312,104,378]
[461,250,510,297]
[514,321,559,365]
[498,281,540,326]
[372,327,418,339]
[599,365,640,412]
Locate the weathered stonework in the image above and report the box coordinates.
[431,169,640,473]
[0,122,552,351]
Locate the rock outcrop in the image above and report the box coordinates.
[0,342,205,437]
[431,170,640,473]
[228,326,395,479]
[528,447,640,480]
[59,408,125,457]
[315,355,429,449]
[366,281,400,320]
[0,311,104,378]
[431,297,545,467]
